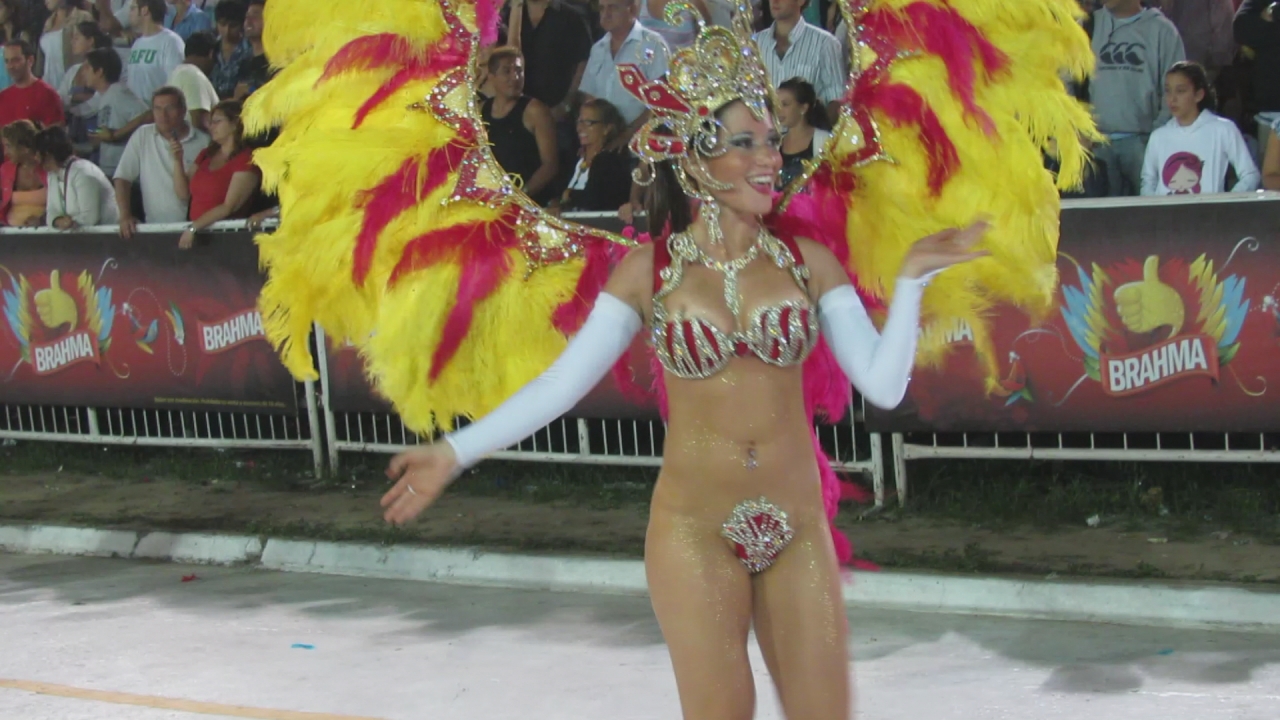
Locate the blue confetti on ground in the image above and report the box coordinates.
[292,643,315,650]
[1157,648,1175,656]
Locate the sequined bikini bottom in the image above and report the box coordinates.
[720,497,796,573]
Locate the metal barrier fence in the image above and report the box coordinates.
[883,195,1280,504]
[314,325,891,506]
[8,199,1280,509]
[891,431,1280,504]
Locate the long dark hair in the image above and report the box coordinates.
[778,77,830,131]
[74,19,110,50]
[647,100,759,236]
[647,159,694,237]
[207,99,247,156]
[1166,61,1216,114]
[34,125,75,165]
[0,0,25,43]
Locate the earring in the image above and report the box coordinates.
[700,196,725,246]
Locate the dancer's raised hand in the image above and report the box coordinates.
[381,443,459,525]
[900,219,991,279]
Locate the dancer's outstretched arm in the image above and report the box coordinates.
[382,245,652,524]
[817,276,927,410]
[445,292,641,468]
[801,220,990,410]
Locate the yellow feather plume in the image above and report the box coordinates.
[824,0,1098,385]
[245,0,619,434]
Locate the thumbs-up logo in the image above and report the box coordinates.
[1113,255,1185,338]
[34,270,80,332]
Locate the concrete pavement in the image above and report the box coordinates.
[2,554,1279,719]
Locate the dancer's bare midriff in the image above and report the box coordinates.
[653,361,827,571]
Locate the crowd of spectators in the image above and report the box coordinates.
[0,0,269,242]
[484,0,1280,218]
[6,0,1280,240]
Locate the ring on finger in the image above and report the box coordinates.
[406,484,418,496]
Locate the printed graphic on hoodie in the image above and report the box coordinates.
[1098,41,1147,72]
[1162,152,1203,194]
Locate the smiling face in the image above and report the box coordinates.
[576,105,611,151]
[697,101,783,217]
[244,3,264,42]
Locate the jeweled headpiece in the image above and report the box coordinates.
[618,1,773,193]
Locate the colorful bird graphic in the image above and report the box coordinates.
[165,302,185,346]
[989,350,1032,405]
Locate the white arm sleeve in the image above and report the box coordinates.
[444,292,643,469]
[818,276,928,410]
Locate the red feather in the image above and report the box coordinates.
[867,82,960,193]
[383,209,520,380]
[552,240,630,334]
[353,47,467,128]
[320,34,418,80]
[354,66,429,128]
[319,35,469,128]
[388,207,521,285]
[428,244,513,380]
[862,3,1008,132]
[352,144,467,284]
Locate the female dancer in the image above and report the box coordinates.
[380,79,985,720]
[243,0,1094,718]
[382,141,984,717]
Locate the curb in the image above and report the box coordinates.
[3,524,1278,633]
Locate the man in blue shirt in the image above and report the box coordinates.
[165,0,215,41]
[210,0,249,98]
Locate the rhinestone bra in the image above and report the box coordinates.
[650,231,820,380]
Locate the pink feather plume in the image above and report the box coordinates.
[352,143,467,284]
[475,0,501,46]
[428,244,513,380]
[867,82,960,193]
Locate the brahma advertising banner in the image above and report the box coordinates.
[865,197,1280,433]
[0,230,296,413]
[323,337,660,419]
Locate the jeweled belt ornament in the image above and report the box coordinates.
[721,497,795,573]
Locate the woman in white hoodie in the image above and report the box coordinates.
[1141,61,1259,196]
[35,125,118,229]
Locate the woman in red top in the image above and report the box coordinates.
[1,120,47,227]
[174,100,260,249]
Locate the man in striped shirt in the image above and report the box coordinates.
[753,0,845,121]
